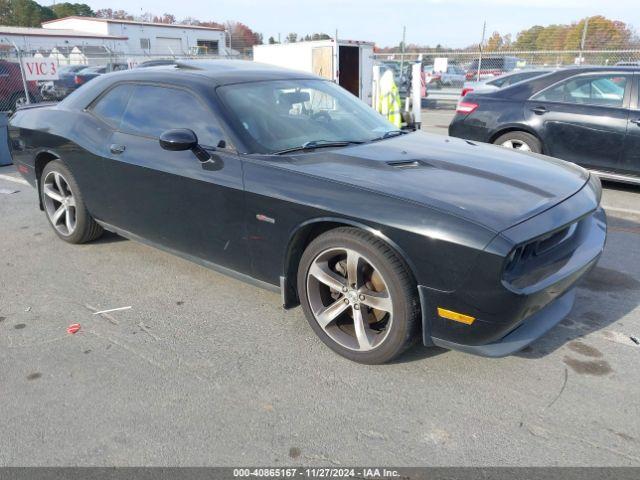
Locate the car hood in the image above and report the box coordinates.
[281,131,589,233]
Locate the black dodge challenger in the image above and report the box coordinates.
[8,60,607,364]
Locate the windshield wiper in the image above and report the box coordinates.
[273,140,364,155]
[370,130,409,142]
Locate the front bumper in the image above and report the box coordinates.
[430,288,576,357]
[419,183,607,357]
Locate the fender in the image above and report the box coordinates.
[489,123,543,147]
[280,216,421,309]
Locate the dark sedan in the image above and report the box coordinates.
[73,63,128,88]
[8,60,606,364]
[40,64,88,101]
[449,66,640,184]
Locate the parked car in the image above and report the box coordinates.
[73,63,128,87]
[465,56,521,81]
[0,60,40,111]
[461,69,554,97]
[424,64,466,88]
[9,60,606,364]
[40,64,90,101]
[449,66,640,184]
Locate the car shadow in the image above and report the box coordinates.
[516,213,640,359]
[392,343,448,364]
[92,230,128,245]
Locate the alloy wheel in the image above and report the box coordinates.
[42,171,77,236]
[306,247,394,352]
[500,139,531,151]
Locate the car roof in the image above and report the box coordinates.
[474,65,639,101]
[144,59,319,85]
[59,59,323,110]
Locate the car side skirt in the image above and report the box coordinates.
[590,169,640,185]
[95,220,282,296]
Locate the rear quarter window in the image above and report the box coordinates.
[90,84,134,128]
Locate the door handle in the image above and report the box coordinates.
[530,106,548,115]
[631,118,640,126]
[110,144,126,154]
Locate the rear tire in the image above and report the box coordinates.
[494,131,542,153]
[40,160,103,244]
[297,227,420,364]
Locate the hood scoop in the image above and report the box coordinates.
[386,159,433,169]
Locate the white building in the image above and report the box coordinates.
[0,16,227,58]
[42,17,226,56]
[0,25,127,56]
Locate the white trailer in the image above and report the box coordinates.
[253,39,374,104]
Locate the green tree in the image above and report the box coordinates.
[50,2,94,18]
[0,0,56,27]
[485,31,504,51]
[95,8,133,20]
[565,16,633,50]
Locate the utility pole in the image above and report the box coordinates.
[477,21,486,82]
[399,26,406,87]
[579,17,590,65]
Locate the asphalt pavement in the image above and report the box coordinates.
[1,118,640,466]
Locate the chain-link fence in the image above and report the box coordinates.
[373,48,640,106]
[0,48,238,112]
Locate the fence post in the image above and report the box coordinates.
[477,21,486,82]
[579,17,590,65]
[12,41,31,106]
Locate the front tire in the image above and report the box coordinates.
[297,227,420,364]
[494,131,542,153]
[41,160,103,244]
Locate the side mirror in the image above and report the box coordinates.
[160,128,213,163]
[159,129,198,151]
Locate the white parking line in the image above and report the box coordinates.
[0,173,28,186]
[604,205,640,216]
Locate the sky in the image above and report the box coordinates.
[51,0,638,48]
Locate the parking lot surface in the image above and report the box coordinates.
[2,120,640,466]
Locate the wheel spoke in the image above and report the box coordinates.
[309,261,347,292]
[352,306,374,350]
[52,205,66,224]
[67,196,76,208]
[359,289,392,313]
[315,298,349,329]
[65,207,74,232]
[54,173,65,196]
[346,249,361,288]
[502,140,513,149]
[43,184,63,202]
[518,143,531,152]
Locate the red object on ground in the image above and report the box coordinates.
[66,323,81,334]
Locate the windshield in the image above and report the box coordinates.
[217,79,397,154]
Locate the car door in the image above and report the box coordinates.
[524,72,631,171]
[621,73,640,177]
[88,82,249,274]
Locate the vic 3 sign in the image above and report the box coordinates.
[21,58,60,81]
